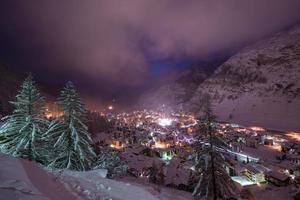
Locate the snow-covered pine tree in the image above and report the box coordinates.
[93,149,128,178]
[148,161,165,185]
[45,82,96,171]
[0,74,48,161]
[193,94,238,200]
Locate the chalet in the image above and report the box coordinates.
[92,132,111,146]
[294,176,300,188]
[265,171,290,187]
[122,146,164,177]
[264,138,274,146]
[276,152,286,161]
[281,141,295,153]
[286,154,300,165]
[230,141,243,152]
[164,158,193,191]
[278,160,294,173]
[246,138,259,148]
[241,165,266,184]
[291,165,300,177]
[110,139,124,149]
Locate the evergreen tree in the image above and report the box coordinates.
[148,161,165,185]
[93,149,128,178]
[45,82,96,171]
[193,94,238,200]
[0,74,48,161]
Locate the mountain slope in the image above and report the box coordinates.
[189,24,300,131]
[139,63,218,110]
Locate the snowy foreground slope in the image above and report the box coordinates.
[0,153,75,200]
[188,24,300,131]
[0,153,192,200]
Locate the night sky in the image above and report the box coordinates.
[1,1,300,110]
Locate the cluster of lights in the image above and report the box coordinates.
[248,126,265,132]
[266,144,282,152]
[153,140,170,149]
[176,135,195,144]
[157,118,173,127]
[161,151,173,161]
[286,132,300,142]
[44,106,64,119]
[110,140,124,149]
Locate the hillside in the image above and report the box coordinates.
[189,24,300,131]
[139,63,218,110]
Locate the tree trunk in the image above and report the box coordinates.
[28,87,32,161]
[209,121,217,200]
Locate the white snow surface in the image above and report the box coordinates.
[0,153,75,200]
[57,167,192,200]
[0,153,193,200]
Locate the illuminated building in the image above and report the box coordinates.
[157,118,173,127]
[110,140,124,149]
[241,165,266,184]
[44,103,63,119]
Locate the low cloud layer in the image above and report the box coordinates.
[1,0,300,107]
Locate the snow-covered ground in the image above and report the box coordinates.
[1,147,300,200]
[247,183,297,200]
[0,153,75,200]
[57,170,192,200]
[243,145,280,164]
[0,153,193,200]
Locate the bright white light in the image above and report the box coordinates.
[157,118,173,127]
[108,105,113,110]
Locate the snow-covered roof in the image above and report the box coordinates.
[266,171,289,182]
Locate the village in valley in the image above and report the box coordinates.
[75,106,300,199]
[0,75,299,199]
[1,2,300,200]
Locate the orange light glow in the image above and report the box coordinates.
[249,126,265,132]
[220,124,227,129]
[187,127,193,134]
[266,144,282,152]
[45,103,63,119]
[286,132,300,142]
[153,141,170,149]
[45,111,64,119]
[110,140,124,149]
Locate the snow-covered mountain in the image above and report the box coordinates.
[189,24,300,131]
[139,63,217,110]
